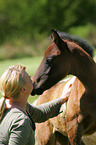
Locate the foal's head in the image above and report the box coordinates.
[31,29,93,95]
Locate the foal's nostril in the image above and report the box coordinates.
[31,88,43,96]
[32,81,36,88]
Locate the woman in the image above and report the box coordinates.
[0,64,69,145]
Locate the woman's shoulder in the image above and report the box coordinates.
[0,108,32,133]
[10,108,27,116]
[2,108,30,126]
[7,108,29,120]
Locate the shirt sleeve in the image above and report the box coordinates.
[27,98,63,123]
[8,115,33,145]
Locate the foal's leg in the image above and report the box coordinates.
[54,131,68,145]
[35,120,56,145]
[68,140,85,145]
[67,118,84,145]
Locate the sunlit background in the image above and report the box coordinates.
[0,0,96,102]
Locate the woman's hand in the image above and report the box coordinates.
[60,86,71,104]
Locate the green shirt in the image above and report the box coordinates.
[0,98,62,145]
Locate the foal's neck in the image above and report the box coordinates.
[71,52,96,93]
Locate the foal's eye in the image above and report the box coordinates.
[46,57,52,64]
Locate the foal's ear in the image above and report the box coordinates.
[51,29,68,52]
[51,29,61,45]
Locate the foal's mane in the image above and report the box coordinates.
[56,30,94,58]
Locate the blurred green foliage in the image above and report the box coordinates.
[0,0,96,59]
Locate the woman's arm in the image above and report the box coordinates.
[27,98,66,123]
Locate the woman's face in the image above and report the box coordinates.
[22,70,33,95]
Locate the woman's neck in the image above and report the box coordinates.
[6,96,28,114]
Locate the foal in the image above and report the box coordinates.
[32,30,96,145]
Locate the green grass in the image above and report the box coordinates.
[0,56,43,103]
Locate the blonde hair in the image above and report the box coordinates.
[0,64,26,122]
